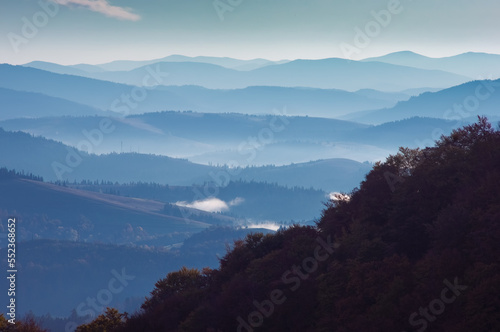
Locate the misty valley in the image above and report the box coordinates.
[0,51,499,332]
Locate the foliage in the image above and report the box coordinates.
[75,308,126,332]
[0,314,47,332]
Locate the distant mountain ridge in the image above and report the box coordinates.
[1,64,413,118]
[0,128,371,192]
[24,56,288,73]
[92,55,290,72]
[345,78,500,124]
[20,56,472,91]
[25,51,500,80]
[21,52,500,93]
[84,58,470,91]
[22,60,91,76]
[363,51,500,79]
[0,64,196,113]
[0,110,465,162]
[0,87,106,120]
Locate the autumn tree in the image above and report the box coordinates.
[75,308,126,332]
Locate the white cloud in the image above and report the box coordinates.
[228,197,245,206]
[176,198,229,213]
[247,222,281,232]
[175,197,245,213]
[53,0,141,21]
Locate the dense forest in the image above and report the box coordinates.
[2,118,499,331]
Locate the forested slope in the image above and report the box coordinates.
[76,117,500,331]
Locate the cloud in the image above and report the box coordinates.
[247,222,281,232]
[228,197,245,207]
[53,0,141,21]
[175,197,245,213]
[176,198,229,213]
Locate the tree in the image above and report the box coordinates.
[76,308,126,332]
[142,267,207,312]
[0,313,47,332]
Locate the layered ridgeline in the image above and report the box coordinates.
[0,111,465,164]
[0,128,371,192]
[76,118,499,331]
[20,57,470,91]
[26,52,500,81]
[345,78,500,124]
[0,63,422,118]
[362,51,500,78]
[0,87,106,120]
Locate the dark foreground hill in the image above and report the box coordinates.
[80,118,499,331]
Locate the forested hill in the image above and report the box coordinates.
[75,117,500,331]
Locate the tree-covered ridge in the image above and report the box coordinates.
[0,167,43,182]
[58,179,327,222]
[79,118,500,331]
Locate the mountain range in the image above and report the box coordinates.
[21,53,477,91]
[345,78,500,124]
[0,111,466,167]
[363,51,500,79]
[73,55,289,72]
[0,64,411,118]
[0,87,106,120]
[2,50,500,329]
[0,128,372,192]
[26,52,500,80]
[29,58,469,91]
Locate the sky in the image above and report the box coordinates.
[0,0,499,65]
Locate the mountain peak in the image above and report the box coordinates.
[363,51,429,61]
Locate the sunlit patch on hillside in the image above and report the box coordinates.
[329,192,351,202]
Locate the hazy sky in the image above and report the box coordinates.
[1,0,499,65]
